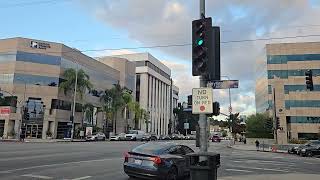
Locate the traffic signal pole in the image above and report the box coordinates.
[199,0,208,153]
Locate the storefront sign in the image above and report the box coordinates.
[30,41,51,49]
[0,107,10,115]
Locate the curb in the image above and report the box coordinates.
[230,146,288,154]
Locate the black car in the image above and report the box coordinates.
[299,144,320,157]
[123,142,194,180]
[296,140,320,155]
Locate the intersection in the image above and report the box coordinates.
[0,141,319,180]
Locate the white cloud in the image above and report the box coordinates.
[80,0,320,115]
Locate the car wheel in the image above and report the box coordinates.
[166,167,178,180]
[102,137,106,141]
[306,151,313,157]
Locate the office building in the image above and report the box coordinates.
[255,42,320,144]
[0,37,134,139]
[112,53,179,135]
[97,56,136,133]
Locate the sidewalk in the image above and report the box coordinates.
[220,173,320,180]
[230,143,288,153]
[0,138,87,143]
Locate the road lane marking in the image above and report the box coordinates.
[0,158,122,173]
[21,174,53,179]
[233,166,290,172]
[225,169,253,173]
[71,176,91,180]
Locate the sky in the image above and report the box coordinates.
[1,0,320,120]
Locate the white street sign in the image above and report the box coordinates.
[192,88,213,114]
[184,123,189,129]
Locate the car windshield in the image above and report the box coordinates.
[132,143,174,155]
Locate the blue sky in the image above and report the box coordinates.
[1,0,320,118]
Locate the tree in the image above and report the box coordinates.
[230,113,245,135]
[142,109,150,133]
[59,68,93,127]
[246,113,274,138]
[100,83,135,134]
[131,102,143,130]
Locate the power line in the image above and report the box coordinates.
[2,34,320,56]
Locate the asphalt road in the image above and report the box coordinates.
[0,140,320,180]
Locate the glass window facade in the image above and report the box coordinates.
[285,100,320,109]
[61,58,118,86]
[51,99,82,112]
[268,69,320,79]
[0,74,14,84]
[16,51,61,66]
[0,53,16,63]
[26,98,45,119]
[267,54,320,64]
[268,70,288,79]
[136,74,140,102]
[283,85,320,94]
[288,116,320,123]
[13,73,59,86]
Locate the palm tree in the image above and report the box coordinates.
[59,68,93,128]
[132,102,143,130]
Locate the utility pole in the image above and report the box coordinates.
[70,66,78,141]
[198,0,208,153]
[273,87,278,144]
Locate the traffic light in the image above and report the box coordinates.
[276,117,280,129]
[207,26,220,80]
[305,70,313,91]
[192,17,212,76]
[212,102,220,116]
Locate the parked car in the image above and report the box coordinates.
[86,132,106,141]
[125,130,145,141]
[211,135,222,142]
[150,133,158,141]
[110,133,126,141]
[296,140,320,155]
[170,134,180,140]
[141,133,151,141]
[288,146,299,154]
[159,135,171,140]
[123,142,194,180]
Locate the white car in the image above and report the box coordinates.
[86,132,106,141]
[110,133,126,141]
[125,130,145,141]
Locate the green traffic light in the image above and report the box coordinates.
[197,39,204,46]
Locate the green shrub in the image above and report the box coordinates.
[289,139,308,144]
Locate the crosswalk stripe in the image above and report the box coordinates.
[21,174,53,179]
[225,169,253,173]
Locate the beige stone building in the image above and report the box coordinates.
[97,56,136,133]
[0,37,135,139]
[255,42,320,144]
[110,53,179,135]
